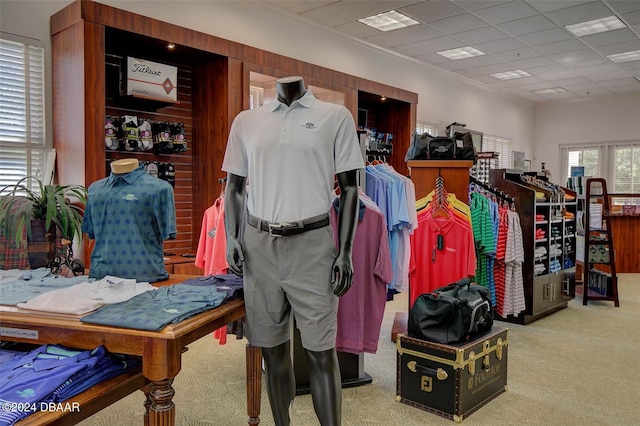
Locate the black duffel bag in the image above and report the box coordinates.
[408,278,493,344]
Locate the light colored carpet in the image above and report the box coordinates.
[79,274,640,425]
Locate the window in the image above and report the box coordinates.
[560,143,640,193]
[0,36,46,190]
[416,121,437,136]
[613,145,640,193]
[566,147,600,179]
[482,134,512,168]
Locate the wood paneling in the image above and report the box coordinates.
[609,215,640,272]
[51,0,418,260]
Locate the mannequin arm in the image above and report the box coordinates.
[224,173,246,276]
[331,169,359,296]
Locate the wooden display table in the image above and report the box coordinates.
[0,275,261,425]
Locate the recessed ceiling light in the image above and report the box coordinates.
[491,70,532,80]
[358,10,419,32]
[435,46,486,60]
[565,16,626,37]
[532,88,568,95]
[607,50,640,63]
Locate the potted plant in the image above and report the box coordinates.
[0,176,87,268]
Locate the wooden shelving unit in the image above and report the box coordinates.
[575,178,620,307]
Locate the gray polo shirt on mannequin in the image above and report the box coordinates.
[222,90,364,223]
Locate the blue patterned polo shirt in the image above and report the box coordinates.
[82,165,176,282]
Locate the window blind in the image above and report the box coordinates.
[0,38,45,190]
[482,134,512,168]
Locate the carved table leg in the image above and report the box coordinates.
[140,383,153,426]
[148,378,176,426]
[246,344,262,425]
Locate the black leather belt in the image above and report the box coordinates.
[247,212,330,237]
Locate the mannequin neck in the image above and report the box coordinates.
[276,76,306,106]
[111,158,139,175]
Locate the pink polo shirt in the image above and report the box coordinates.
[331,200,393,354]
[195,197,229,275]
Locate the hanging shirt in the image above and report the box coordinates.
[330,197,393,354]
[409,205,476,308]
[82,165,176,282]
[195,196,229,275]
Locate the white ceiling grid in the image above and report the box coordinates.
[265,0,640,102]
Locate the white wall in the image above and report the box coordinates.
[1,0,537,161]
[534,92,640,181]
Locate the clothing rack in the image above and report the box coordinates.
[469,175,515,207]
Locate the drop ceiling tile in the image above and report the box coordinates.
[594,39,640,55]
[620,10,640,26]
[454,1,510,11]
[535,39,587,54]
[587,70,633,81]
[509,55,557,69]
[381,0,426,7]
[618,60,640,70]
[550,76,591,86]
[399,1,465,23]
[473,62,525,74]
[473,0,538,24]
[333,21,381,38]
[454,26,509,44]
[524,64,572,78]
[546,1,613,26]
[550,49,600,65]
[563,82,604,91]
[564,56,612,68]
[300,8,352,27]
[426,13,487,34]
[606,1,640,14]
[596,77,639,87]
[608,85,640,93]
[264,1,323,14]
[436,53,504,70]
[497,14,557,36]
[579,63,624,76]
[413,52,453,64]
[487,79,530,89]
[391,43,429,56]
[324,1,391,20]
[518,28,573,46]
[414,35,467,52]
[525,1,592,13]
[390,24,445,43]
[494,47,543,61]
[571,87,612,96]
[521,81,559,90]
[454,68,486,78]
[580,29,638,48]
[475,37,527,53]
[363,32,408,48]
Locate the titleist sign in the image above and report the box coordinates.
[126,57,177,102]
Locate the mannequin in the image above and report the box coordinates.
[223,76,362,425]
[110,158,138,174]
[82,157,176,282]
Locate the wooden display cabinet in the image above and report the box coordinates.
[489,169,577,324]
[51,0,417,267]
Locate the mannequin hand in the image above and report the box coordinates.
[331,253,353,296]
[226,237,245,277]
